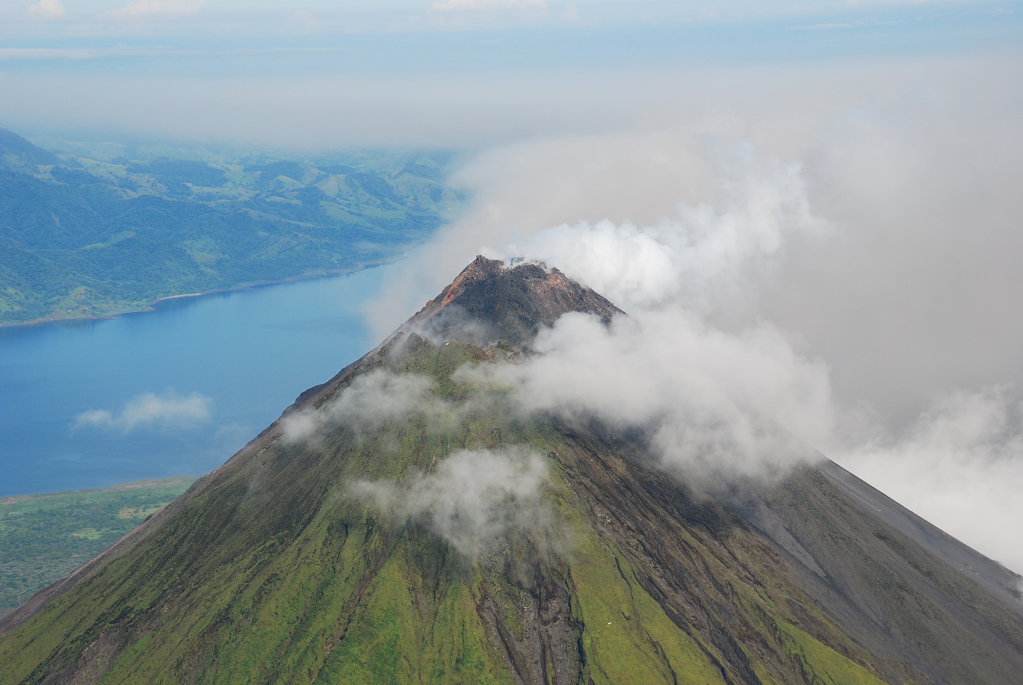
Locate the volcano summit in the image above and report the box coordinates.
[1,257,1022,684]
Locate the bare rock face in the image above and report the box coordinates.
[405,255,623,349]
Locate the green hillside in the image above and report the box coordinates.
[0,477,194,616]
[0,129,459,325]
[0,339,890,684]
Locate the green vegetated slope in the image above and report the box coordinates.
[0,128,459,324]
[3,257,1023,684]
[0,339,895,684]
[0,477,194,615]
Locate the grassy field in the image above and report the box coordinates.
[0,476,194,615]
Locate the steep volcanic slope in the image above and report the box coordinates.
[1,257,1021,684]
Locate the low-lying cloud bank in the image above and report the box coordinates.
[350,446,551,556]
[74,389,211,432]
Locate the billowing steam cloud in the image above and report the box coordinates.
[446,147,835,482]
[414,147,831,483]
[350,446,550,556]
[455,310,831,481]
[485,150,825,313]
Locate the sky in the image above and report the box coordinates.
[3,0,1023,571]
[1,0,1021,145]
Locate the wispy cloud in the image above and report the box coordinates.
[430,0,546,12]
[28,0,66,20]
[0,46,334,61]
[282,369,444,444]
[434,147,835,483]
[0,48,99,60]
[351,446,551,556]
[74,389,211,432]
[105,0,203,19]
[788,19,903,30]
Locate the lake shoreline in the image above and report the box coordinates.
[0,476,197,505]
[0,261,392,330]
[2,260,389,498]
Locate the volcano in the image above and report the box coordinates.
[2,256,1022,684]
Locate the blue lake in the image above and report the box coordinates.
[0,264,405,497]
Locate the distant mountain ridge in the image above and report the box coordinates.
[0,129,61,171]
[1,257,1021,684]
[0,127,459,325]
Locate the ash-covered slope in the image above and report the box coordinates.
[1,258,1022,685]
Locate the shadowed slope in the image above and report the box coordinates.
[0,257,1021,685]
[817,459,1023,618]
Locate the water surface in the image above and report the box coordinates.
[0,266,399,497]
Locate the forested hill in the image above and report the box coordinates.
[0,128,460,325]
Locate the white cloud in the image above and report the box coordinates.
[282,369,445,444]
[454,309,832,482]
[351,446,550,556]
[788,20,902,31]
[366,128,811,339]
[28,0,65,20]
[74,389,211,432]
[835,388,1023,572]
[484,146,826,312]
[430,0,546,12]
[105,0,203,19]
